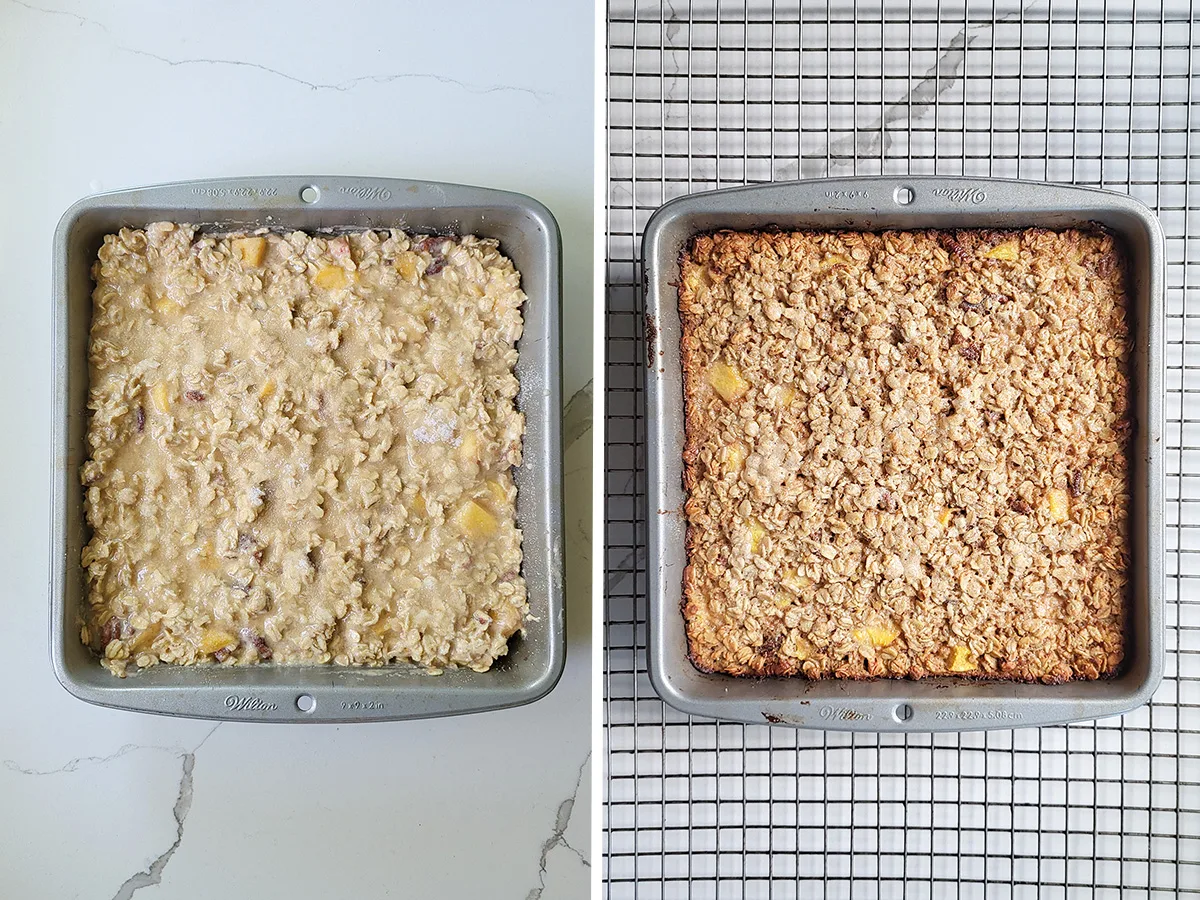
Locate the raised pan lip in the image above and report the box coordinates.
[50,175,564,722]
[643,175,1164,731]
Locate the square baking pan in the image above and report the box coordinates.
[644,176,1164,732]
[51,176,564,722]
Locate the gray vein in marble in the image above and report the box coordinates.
[4,743,146,776]
[801,25,973,177]
[5,0,110,33]
[605,548,641,592]
[109,757,193,900]
[4,1,548,100]
[604,456,642,591]
[663,0,681,45]
[3,724,221,777]
[570,516,591,571]
[117,48,550,99]
[526,751,591,900]
[610,181,633,198]
[5,723,221,896]
[563,379,593,450]
[801,0,1046,180]
[107,724,221,900]
[800,0,1041,179]
[661,0,686,129]
[563,373,592,563]
[603,446,643,591]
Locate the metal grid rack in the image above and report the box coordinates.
[603,1,1200,897]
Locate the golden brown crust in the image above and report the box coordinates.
[679,228,1131,682]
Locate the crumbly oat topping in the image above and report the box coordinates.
[679,228,1131,682]
[83,224,526,676]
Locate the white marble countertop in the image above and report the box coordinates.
[0,2,593,897]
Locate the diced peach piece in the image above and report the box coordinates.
[314,266,348,290]
[948,645,978,672]
[486,480,508,505]
[708,361,749,403]
[937,507,953,528]
[722,443,747,474]
[683,267,713,296]
[778,385,796,405]
[458,433,479,462]
[152,294,179,314]
[232,236,267,267]
[411,492,426,516]
[199,628,237,655]
[982,240,1019,261]
[455,500,498,539]
[748,520,767,554]
[1046,487,1070,523]
[130,621,162,653]
[151,382,171,413]
[785,634,814,661]
[819,253,852,271]
[259,378,277,400]
[856,625,900,648]
[395,252,419,282]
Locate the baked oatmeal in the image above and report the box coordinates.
[680,228,1131,682]
[82,224,526,676]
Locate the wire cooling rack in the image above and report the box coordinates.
[603,1,1200,897]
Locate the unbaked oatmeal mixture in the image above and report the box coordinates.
[680,228,1131,682]
[82,224,526,676]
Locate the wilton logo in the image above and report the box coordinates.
[931,187,988,204]
[819,705,871,721]
[224,695,278,712]
[339,186,393,202]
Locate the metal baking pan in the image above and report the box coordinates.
[644,176,1164,731]
[51,176,564,722]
